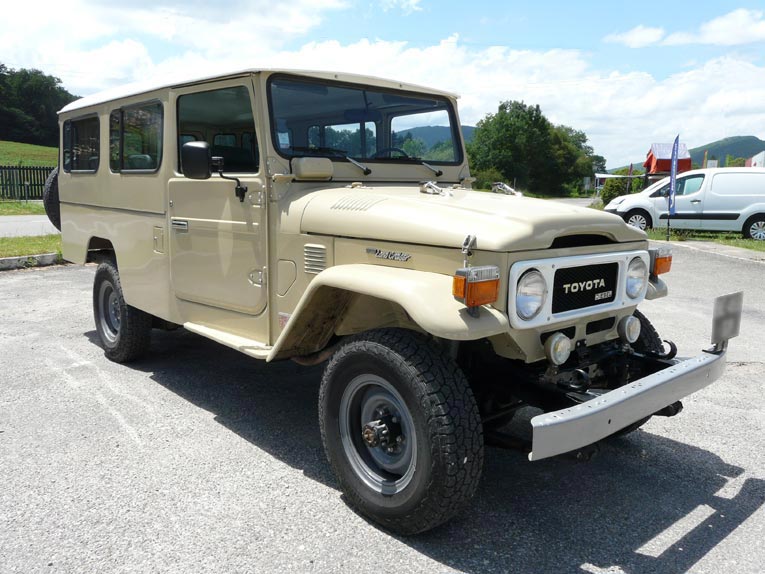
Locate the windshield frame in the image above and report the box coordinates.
[265,73,464,166]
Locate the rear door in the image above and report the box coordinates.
[703,172,761,231]
[168,78,268,336]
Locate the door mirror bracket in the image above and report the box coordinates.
[211,156,247,202]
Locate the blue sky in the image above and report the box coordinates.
[3,0,765,167]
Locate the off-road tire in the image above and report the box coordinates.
[319,328,483,535]
[623,209,652,231]
[93,260,152,363]
[742,214,765,240]
[613,309,664,436]
[43,167,61,231]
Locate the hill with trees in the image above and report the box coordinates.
[614,135,765,171]
[0,63,77,148]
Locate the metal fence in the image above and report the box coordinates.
[0,165,55,201]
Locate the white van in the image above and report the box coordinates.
[604,167,765,240]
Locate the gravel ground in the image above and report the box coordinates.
[0,244,763,574]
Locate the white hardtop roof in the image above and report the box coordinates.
[60,68,459,114]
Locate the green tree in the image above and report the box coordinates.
[601,167,645,205]
[724,154,746,167]
[0,63,76,147]
[467,100,602,196]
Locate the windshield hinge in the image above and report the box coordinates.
[419,181,452,197]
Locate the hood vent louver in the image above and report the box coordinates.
[304,244,327,274]
[330,195,387,211]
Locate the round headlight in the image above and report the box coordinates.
[626,257,648,299]
[516,269,547,320]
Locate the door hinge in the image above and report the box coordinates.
[248,267,267,287]
[248,190,265,207]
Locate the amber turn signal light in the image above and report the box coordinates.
[653,255,672,275]
[453,265,500,308]
[651,247,672,276]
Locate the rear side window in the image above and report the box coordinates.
[712,173,764,195]
[109,102,164,172]
[63,116,99,172]
[177,86,259,173]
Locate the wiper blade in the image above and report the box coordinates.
[345,156,372,175]
[420,161,443,177]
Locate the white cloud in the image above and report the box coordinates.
[380,0,422,15]
[604,9,765,48]
[663,8,765,46]
[604,25,666,48]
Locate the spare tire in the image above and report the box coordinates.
[43,167,61,231]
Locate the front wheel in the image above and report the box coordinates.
[319,329,483,535]
[623,209,652,231]
[93,261,152,363]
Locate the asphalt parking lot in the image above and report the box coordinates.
[1,244,763,574]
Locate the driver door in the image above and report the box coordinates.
[168,79,269,340]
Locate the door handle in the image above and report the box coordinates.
[690,200,701,204]
[171,219,189,232]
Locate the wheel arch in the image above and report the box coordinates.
[267,264,510,361]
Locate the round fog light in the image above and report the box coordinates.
[544,332,571,366]
[618,315,641,344]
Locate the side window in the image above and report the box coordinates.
[178,86,259,173]
[678,175,704,196]
[109,102,163,172]
[213,134,236,147]
[109,110,121,171]
[63,116,100,172]
[123,103,163,171]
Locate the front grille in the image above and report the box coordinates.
[552,263,618,313]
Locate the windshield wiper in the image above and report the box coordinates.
[288,146,371,175]
[345,156,372,175]
[419,160,443,177]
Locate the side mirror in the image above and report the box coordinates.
[181,141,212,179]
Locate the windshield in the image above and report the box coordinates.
[268,76,461,164]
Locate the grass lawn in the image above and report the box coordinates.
[645,228,765,252]
[0,234,61,258]
[0,201,47,215]
[0,140,58,167]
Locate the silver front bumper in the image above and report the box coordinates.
[528,349,727,461]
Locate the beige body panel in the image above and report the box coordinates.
[268,264,510,361]
[300,186,645,252]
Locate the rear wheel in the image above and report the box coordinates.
[319,329,483,535]
[743,214,765,240]
[624,209,652,231]
[93,260,152,363]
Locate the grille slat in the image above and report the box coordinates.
[304,244,327,274]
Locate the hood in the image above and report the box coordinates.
[300,186,646,252]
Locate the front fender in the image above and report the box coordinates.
[267,264,510,361]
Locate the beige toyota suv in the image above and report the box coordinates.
[45,69,741,534]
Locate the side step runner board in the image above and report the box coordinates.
[184,322,271,360]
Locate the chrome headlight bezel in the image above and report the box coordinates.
[626,256,648,299]
[516,269,547,320]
